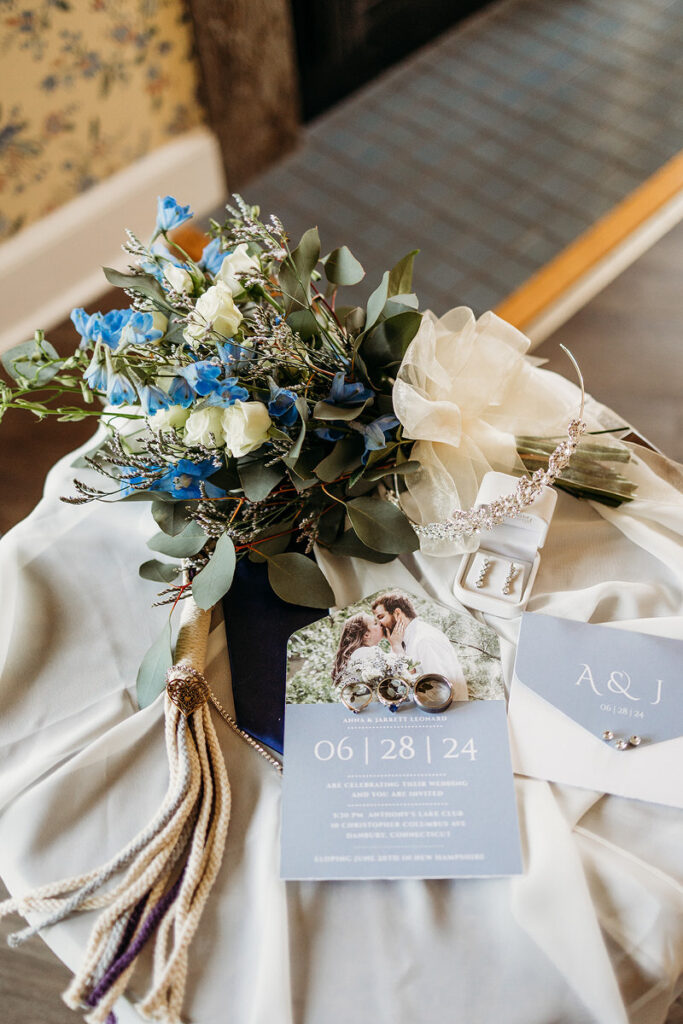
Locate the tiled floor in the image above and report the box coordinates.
[224,0,683,315]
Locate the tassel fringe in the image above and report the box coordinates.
[0,597,231,1024]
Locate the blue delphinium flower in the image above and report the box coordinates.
[106,372,138,406]
[119,311,163,347]
[139,384,172,416]
[71,307,104,349]
[268,383,299,426]
[177,359,223,396]
[155,195,192,233]
[168,374,194,407]
[72,307,134,350]
[94,308,134,349]
[326,372,374,407]
[120,458,225,499]
[154,459,225,499]
[203,378,250,407]
[314,425,346,442]
[83,348,108,392]
[217,338,254,367]
[359,414,399,463]
[199,237,228,275]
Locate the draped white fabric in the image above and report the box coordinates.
[0,404,682,1023]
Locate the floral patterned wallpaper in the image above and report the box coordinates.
[0,0,204,242]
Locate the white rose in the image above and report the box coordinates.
[217,243,259,296]
[163,264,193,294]
[184,406,226,448]
[149,405,190,433]
[184,281,243,343]
[221,400,272,458]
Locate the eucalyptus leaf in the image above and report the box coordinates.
[365,271,390,331]
[147,520,207,558]
[163,318,186,345]
[2,336,62,386]
[388,249,419,296]
[312,399,370,421]
[383,294,419,318]
[287,309,321,339]
[191,534,236,610]
[152,500,191,536]
[344,306,366,333]
[268,425,292,442]
[267,552,335,608]
[314,437,364,482]
[278,227,320,312]
[328,529,396,563]
[136,619,173,709]
[346,474,380,497]
[238,459,285,501]
[323,246,365,286]
[361,310,423,369]
[284,397,308,468]
[316,503,346,545]
[139,559,181,583]
[103,267,168,306]
[346,496,419,553]
[362,459,421,482]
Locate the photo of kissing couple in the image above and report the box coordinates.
[286,589,505,707]
[332,592,469,702]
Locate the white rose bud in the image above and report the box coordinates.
[184,406,226,448]
[150,311,168,341]
[184,281,243,343]
[149,404,190,433]
[217,243,259,297]
[163,264,193,294]
[221,400,272,458]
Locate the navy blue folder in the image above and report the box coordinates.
[222,558,326,754]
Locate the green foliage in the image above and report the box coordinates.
[139,559,181,583]
[322,246,365,286]
[147,521,207,558]
[191,534,236,610]
[267,552,335,607]
[346,496,419,553]
[136,619,173,709]
[1,333,63,387]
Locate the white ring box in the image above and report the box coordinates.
[453,471,557,619]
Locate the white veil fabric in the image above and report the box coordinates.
[0,392,682,1023]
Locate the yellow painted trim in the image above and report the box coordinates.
[494,150,683,330]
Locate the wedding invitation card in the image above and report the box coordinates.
[281,589,523,880]
[509,613,683,808]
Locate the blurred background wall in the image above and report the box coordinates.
[0,0,203,242]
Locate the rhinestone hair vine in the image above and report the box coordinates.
[407,345,587,542]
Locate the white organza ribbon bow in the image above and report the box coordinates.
[393,307,582,553]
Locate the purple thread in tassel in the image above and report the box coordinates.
[87,870,184,1008]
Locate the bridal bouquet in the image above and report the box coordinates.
[0,194,634,698]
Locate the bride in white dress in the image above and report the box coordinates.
[332,613,409,687]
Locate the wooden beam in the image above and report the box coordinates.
[495,150,683,331]
[186,0,301,189]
